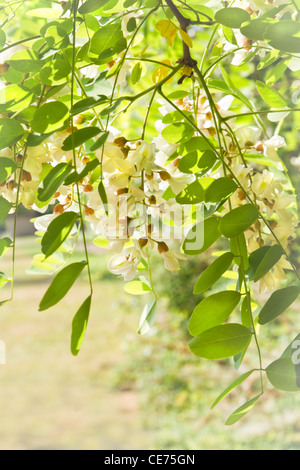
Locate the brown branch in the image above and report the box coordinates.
[164,0,197,68]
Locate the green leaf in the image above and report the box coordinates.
[175,179,206,204]
[178,136,213,154]
[0,237,12,258]
[39,261,87,311]
[90,132,110,152]
[0,158,17,184]
[90,22,127,63]
[215,8,250,29]
[0,272,11,289]
[189,291,241,336]
[79,0,109,14]
[219,204,259,238]
[240,18,275,41]
[211,369,255,409]
[131,62,142,85]
[41,212,79,259]
[31,101,69,134]
[265,59,290,86]
[0,29,6,48]
[182,216,221,255]
[138,299,157,335]
[162,122,194,144]
[205,177,237,203]
[98,180,109,216]
[264,21,300,53]
[266,358,300,392]
[225,394,262,426]
[230,233,249,270]
[258,286,300,325]
[71,96,107,115]
[124,280,152,295]
[0,118,24,150]
[241,293,252,328]
[7,49,43,74]
[256,81,287,109]
[64,158,100,185]
[62,127,102,151]
[0,196,12,222]
[194,252,234,294]
[252,244,283,282]
[71,295,92,356]
[0,84,34,114]
[178,150,216,174]
[37,162,72,205]
[189,324,252,360]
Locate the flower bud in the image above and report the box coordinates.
[74,114,86,125]
[138,238,148,249]
[7,180,18,191]
[160,171,171,181]
[84,184,94,192]
[54,204,64,214]
[148,195,156,205]
[172,157,181,168]
[84,207,95,216]
[157,241,169,254]
[21,170,32,182]
[114,137,128,148]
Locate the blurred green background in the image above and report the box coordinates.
[0,221,300,450]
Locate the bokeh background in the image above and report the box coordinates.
[0,208,300,450]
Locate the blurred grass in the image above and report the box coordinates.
[0,237,300,449]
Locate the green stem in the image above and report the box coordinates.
[236,238,264,395]
[71,0,93,296]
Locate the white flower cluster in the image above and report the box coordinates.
[0,86,297,294]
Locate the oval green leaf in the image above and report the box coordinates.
[0,118,24,150]
[189,290,241,336]
[205,177,238,203]
[215,8,250,29]
[219,204,259,238]
[41,211,79,259]
[31,101,69,134]
[162,122,194,144]
[182,216,221,255]
[266,358,300,392]
[258,286,300,325]
[189,323,252,360]
[0,157,17,184]
[211,369,255,409]
[253,244,283,282]
[256,81,287,109]
[62,127,102,151]
[39,261,87,311]
[37,162,73,204]
[194,252,234,294]
[225,394,262,426]
[71,295,92,356]
[0,196,12,223]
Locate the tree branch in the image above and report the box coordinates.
[164,0,197,68]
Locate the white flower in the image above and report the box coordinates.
[162,251,186,272]
[236,126,261,148]
[130,141,156,172]
[263,135,286,162]
[107,247,141,281]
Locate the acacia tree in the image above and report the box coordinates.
[0,0,300,425]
